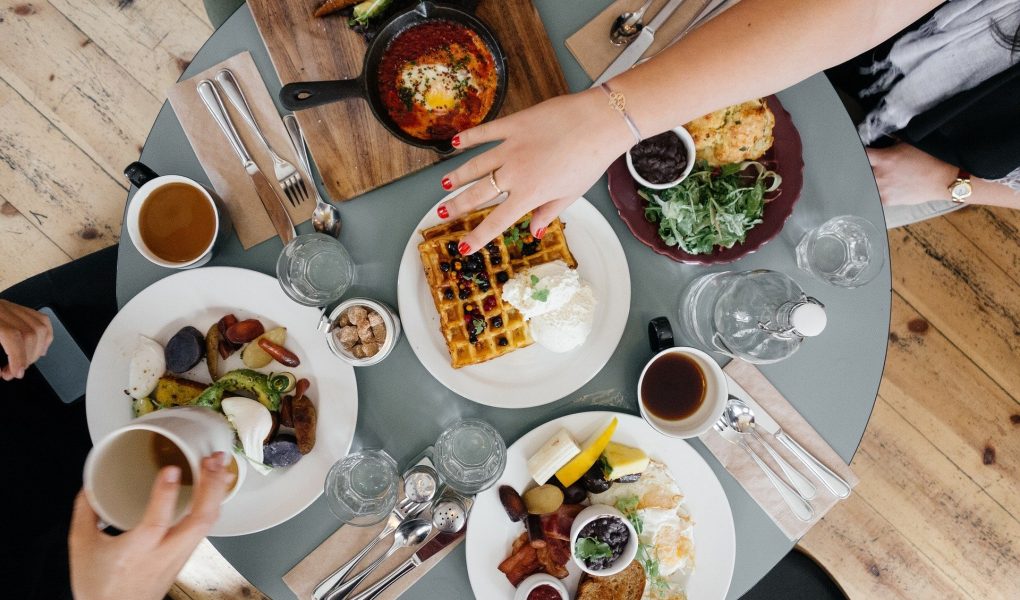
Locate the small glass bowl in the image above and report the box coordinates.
[325,298,402,367]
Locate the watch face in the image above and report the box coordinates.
[951,182,972,200]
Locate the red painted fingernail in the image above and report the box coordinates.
[437,205,449,219]
[458,242,471,255]
[535,227,547,240]
[452,135,461,148]
[441,177,453,191]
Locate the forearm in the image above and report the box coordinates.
[970,177,1020,209]
[611,0,943,136]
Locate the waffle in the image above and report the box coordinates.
[419,208,577,368]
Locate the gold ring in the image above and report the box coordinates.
[489,170,505,196]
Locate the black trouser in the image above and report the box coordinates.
[1,245,119,600]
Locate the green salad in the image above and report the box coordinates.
[639,160,781,255]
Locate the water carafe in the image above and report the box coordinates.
[678,270,826,364]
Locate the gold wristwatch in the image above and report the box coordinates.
[949,169,972,203]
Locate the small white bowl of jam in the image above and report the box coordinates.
[626,126,696,190]
[513,573,568,600]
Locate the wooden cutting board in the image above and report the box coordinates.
[246,0,569,202]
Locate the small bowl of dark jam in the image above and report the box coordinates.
[625,127,696,190]
[569,504,639,577]
[513,573,568,600]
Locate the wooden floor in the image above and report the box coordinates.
[2,2,1017,599]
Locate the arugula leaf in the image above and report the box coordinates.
[575,537,613,560]
[639,160,781,255]
[531,289,550,302]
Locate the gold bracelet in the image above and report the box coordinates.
[600,83,642,143]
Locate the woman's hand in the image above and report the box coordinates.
[437,89,633,254]
[69,453,234,600]
[867,144,957,206]
[0,300,53,380]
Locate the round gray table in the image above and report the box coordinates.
[116,3,890,598]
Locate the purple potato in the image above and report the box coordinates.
[263,435,302,468]
[165,326,205,373]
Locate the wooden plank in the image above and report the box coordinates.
[169,539,269,600]
[47,0,212,99]
[799,496,969,599]
[849,399,1020,599]
[890,219,1020,395]
[881,292,1020,515]
[177,0,213,24]
[0,78,124,258]
[944,206,1020,287]
[246,0,569,201]
[0,196,71,290]
[0,1,160,181]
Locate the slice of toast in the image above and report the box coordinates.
[575,560,646,600]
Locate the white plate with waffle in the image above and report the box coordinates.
[397,192,630,408]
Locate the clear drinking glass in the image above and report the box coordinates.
[276,233,355,306]
[433,419,507,494]
[795,215,884,288]
[324,449,399,526]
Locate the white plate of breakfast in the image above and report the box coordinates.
[86,267,359,536]
[465,411,736,600]
[397,192,630,408]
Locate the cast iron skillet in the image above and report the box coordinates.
[280,1,507,154]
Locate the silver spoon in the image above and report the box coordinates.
[323,518,433,600]
[283,114,342,238]
[611,0,654,46]
[726,398,817,500]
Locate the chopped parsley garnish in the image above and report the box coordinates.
[530,274,539,286]
[531,288,550,302]
[574,537,613,561]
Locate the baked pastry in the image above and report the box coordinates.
[418,208,576,368]
[685,98,775,166]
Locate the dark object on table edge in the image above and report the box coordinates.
[647,316,674,353]
[607,95,804,265]
[281,0,506,154]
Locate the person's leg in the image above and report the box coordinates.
[203,0,246,29]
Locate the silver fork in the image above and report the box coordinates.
[714,417,814,522]
[214,68,309,206]
[311,497,423,600]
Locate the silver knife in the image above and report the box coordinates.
[593,0,687,86]
[347,529,466,600]
[197,80,296,244]
[728,377,852,499]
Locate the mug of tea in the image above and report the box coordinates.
[83,406,242,531]
[637,346,728,439]
[124,162,228,269]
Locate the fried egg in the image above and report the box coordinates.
[128,335,165,399]
[588,460,696,597]
[399,62,471,113]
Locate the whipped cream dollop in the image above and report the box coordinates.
[501,260,597,353]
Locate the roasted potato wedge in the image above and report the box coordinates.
[153,375,208,407]
[292,395,317,454]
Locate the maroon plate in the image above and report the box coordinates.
[607,95,804,264]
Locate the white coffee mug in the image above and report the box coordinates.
[637,346,727,438]
[83,406,238,531]
[124,162,228,269]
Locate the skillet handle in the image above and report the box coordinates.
[280,79,362,111]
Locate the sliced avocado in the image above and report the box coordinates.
[217,369,282,412]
